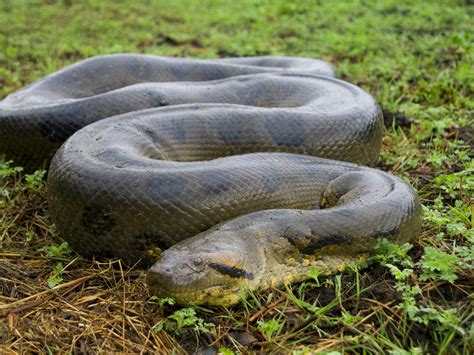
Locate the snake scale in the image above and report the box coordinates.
[0,54,421,305]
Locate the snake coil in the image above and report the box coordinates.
[0,54,420,305]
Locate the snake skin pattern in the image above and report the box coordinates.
[0,54,421,305]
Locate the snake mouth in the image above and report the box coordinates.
[163,288,243,306]
[147,271,244,306]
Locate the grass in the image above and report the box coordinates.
[0,0,472,353]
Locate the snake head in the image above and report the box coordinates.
[146,229,261,306]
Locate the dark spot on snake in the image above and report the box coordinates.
[262,172,283,193]
[217,118,241,145]
[372,227,398,238]
[242,88,258,107]
[81,205,116,235]
[168,64,193,81]
[265,116,305,148]
[333,208,354,217]
[167,123,187,144]
[209,263,254,280]
[37,107,86,143]
[201,176,231,195]
[282,225,312,241]
[134,232,168,251]
[125,59,153,81]
[359,116,380,144]
[144,89,169,108]
[146,174,186,202]
[301,235,347,255]
[384,198,401,210]
[96,149,134,165]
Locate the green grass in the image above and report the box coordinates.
[1,0,472,353]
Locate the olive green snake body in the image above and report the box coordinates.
[0,54,421,305]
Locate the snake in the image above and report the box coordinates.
[0,54,421,306]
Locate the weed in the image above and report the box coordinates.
[218,347,235,355]
[418,246,460,283]
[24,169,46,191]
[47,262,65,288]
[149,295,176,307]
[257,318,285,342]
[153,307,214,335]
[41,241,73,259]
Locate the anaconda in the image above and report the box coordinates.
[0,54,421,306]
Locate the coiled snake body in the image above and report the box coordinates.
[0,54,421,305]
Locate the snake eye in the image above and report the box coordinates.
[193,257,203,267]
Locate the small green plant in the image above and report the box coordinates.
[339,310,363,327]
[434,169,473,199]
[218,347,235,355]
[25,169,46,190]
[371,239,421,319]
[292,348,330,355]
[418,247,459,283]
[25,230,35,242]
[307,266,322,287]
[388,264,422,320]
[0,160,23,208]
[47,262,64,288]
[389,348,423,355]
[149,296,176,307]
[240,285,278,313]
[0,160,23,179]
[371,238,471,345]
[257,318,285,342]
[423,197,473,240]
[42,241,73,258]
[153,307,214,335]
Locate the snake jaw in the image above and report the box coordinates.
[146,256,247,305]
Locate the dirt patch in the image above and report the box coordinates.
[382,109,412,130]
